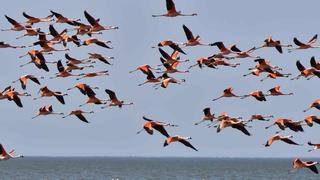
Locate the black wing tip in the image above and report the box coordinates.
[163,141,168,147]
[105,88,112,93]
[50,10,58,14]
[4,15,11,20]
[308,165,319,174]
[142,116,151,121]
[55,95,65,104]
[275,45,283,53]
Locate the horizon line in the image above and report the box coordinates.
[18,156,320,159]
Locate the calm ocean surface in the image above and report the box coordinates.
[0,157,319,180]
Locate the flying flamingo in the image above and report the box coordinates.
[31,40,70,53]
[164,136,198,151]
[208,53,234,60]
[210,58,240,68]
[62,109,94,123]
[247,114,273,122]
[158,57,189,74]
[158,48,188,65]
[265,118,289,131]
[65,53,92,65]
[3,87,31,107]
[215,112,243,122]
[282,119,305,132]
[78,85,106,107]
[182,25,212,47]
[264,134,300,147]
[216,119,251,136]
[129,64,160,74]
[101,89,133,108]
[22,12,53,24]
[188,57,217,69]
[27,32,58,49]
[152,0,197,17]
[48,25,80,47]
[215,113,243,122]
[16,26,47,39]
[243,68,263,77]
[49,60,81,79]
[266,85,293,96]
[255,36,292,53]
[230,45,259,59]
[307,142,320,152]
[303,115,320,127]
[303,99,320,112]
[1,15,25,31]
[136,116,177,137]
[64,63,94,72]
[50,10,81,25]
[210,41,236,55]
[212,87,243,101]
[161,74,185,89]
[241,90,267,101]
[88,52,114,65]
[260,71,291,82]
[0,41,25,49]
[67,83,99,96]
[34,86,67,104]
[61,34,81,48]
[292,158,319,174]
[137,70,162,87]
[76,70,109,80]
[32,105,64,119]
[288,34,319,53]
[154,73,185,89]
[249,58,282,73]
[19,50,57,72]
[194,107,216,125]
[152,40,186,55]
[82,38,112,49]
[68,21,96,36]
[12,74,41,90]
[84,10,118,32]
[0,144,24,160]
[291,60,320,80]
[50,28,69,41]
[265,118,304,133]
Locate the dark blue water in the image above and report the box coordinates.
[0,157,319,180]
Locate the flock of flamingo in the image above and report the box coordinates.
[0,8,128,160]
[0,0,319,175]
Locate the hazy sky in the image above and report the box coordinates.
[0,0,320,157]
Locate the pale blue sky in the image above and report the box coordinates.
[0,0,320,157]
